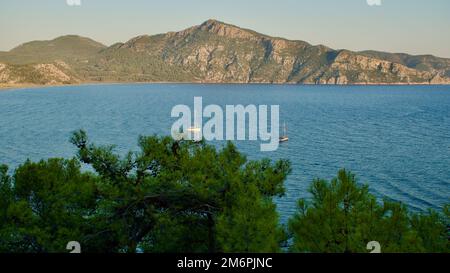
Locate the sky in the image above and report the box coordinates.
[1,0,450,57]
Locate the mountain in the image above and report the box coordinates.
[0,62,80,86]
[1,20,449,86]
[359,50,450,78]
[1,35,106,65]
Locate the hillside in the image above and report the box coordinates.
[0,61,80,86]
[1,20,449,86]
[0,35,106,65]
[359,50,450,78]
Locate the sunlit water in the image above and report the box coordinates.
[1,84,449,223]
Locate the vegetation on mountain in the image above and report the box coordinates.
[360,50,450,77]
[1,35,105,65]
[1,20,449,86]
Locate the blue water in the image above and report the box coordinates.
[1,84,449,222]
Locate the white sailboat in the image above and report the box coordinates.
[187,126,202,142]
[279,122,289,143]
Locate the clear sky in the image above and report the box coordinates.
[1,0,450,57]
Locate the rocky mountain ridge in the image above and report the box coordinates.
[1,19,449,86]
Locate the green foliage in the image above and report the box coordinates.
[0,130,290,253]
[216,181,284,253]
[0,159,99,252]
[0,133,447,253]
[288,169,449,253]
[0,165,12,227]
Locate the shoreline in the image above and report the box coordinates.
[1,81,450,91]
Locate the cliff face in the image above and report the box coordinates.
[1,19,450,85]
[318,51,439,84]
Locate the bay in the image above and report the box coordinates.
[1,84,449,222]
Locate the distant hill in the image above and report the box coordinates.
[0,35,106,65]
[1,20,449,86]
[359,50,450,78]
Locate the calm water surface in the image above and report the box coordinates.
[1,84,449,222]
